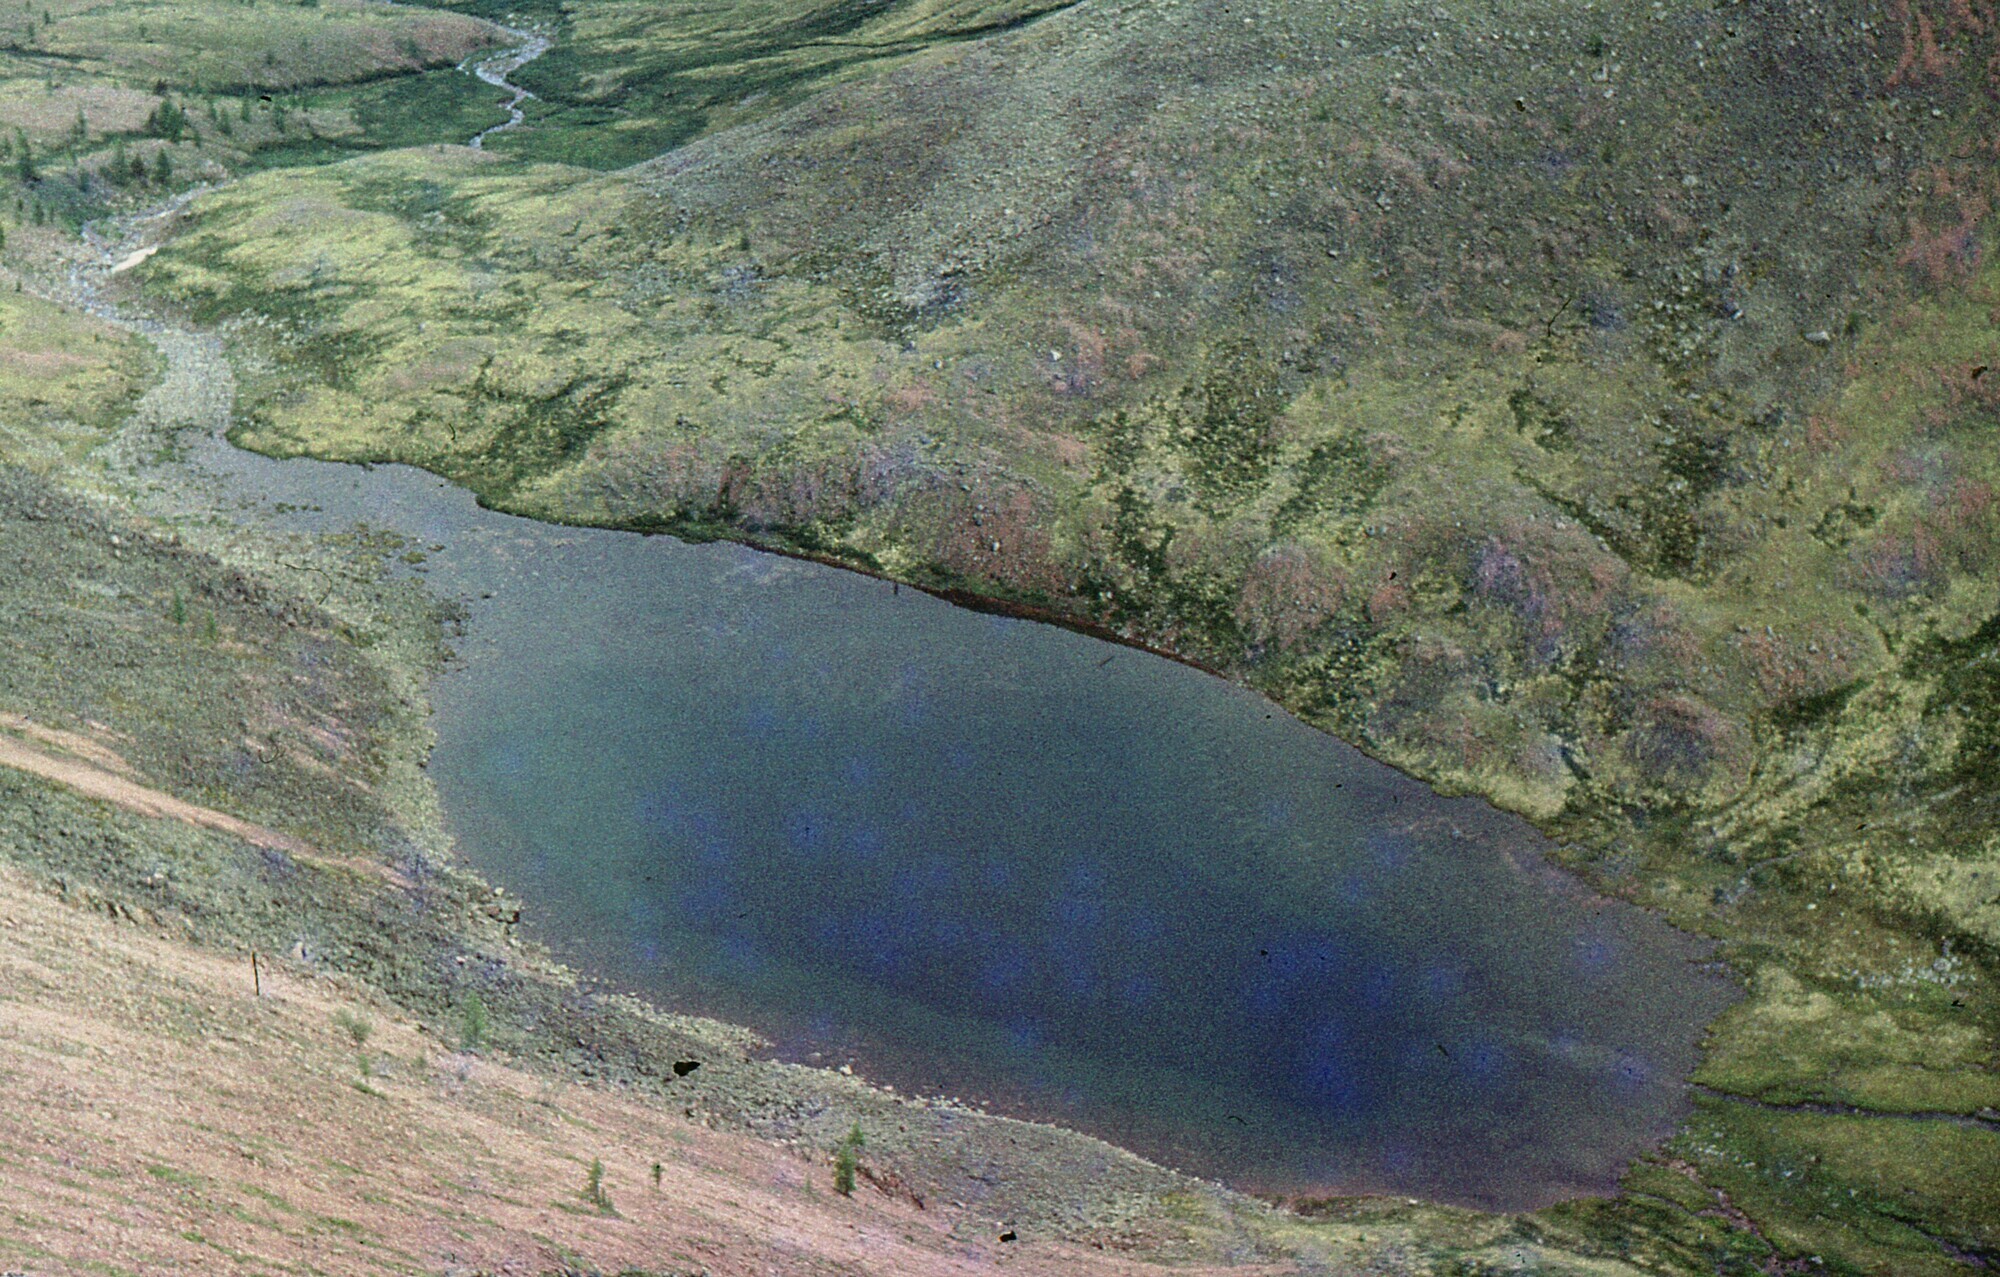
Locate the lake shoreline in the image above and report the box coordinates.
[30,178,1746,1222]
[2,220,1330,1246]
[178,418,1739,1210]
[0,42,1752,1250]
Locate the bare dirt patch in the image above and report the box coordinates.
[0,716,319,860]
[0,861,1273,1276]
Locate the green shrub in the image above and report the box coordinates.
[332,1008,373,1047]
[832,1121,863,1196]
[148,101,186,142]
[458,991,487,1050]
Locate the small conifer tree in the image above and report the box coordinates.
[458,991,487,1049]
[584,1158,612,1212]
[832,1121,864,1195]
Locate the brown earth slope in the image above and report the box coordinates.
[0,853,1276,1277]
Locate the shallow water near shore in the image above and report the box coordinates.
[182,430,1737,1210]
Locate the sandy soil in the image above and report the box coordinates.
[0,717,322,861]
[107,244,160,275]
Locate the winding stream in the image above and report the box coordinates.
[52,42,1740,1211]
[463,26,551,151]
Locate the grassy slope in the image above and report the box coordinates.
[0,285,151,470]
[430,0,1086,168]
[14,841,1495,1277]
[0,0,507,231]
[135,0,2000,1270]
[0,0,496,93]
[0,219,1273,1271]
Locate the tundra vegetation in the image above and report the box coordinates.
[0,0,1991,1272]
[0,0,504,227]
[443,0,1091,168]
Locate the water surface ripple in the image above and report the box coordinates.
[183,442,1736,1211]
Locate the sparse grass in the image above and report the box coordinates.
[333,1007,373,1049]
[145,1163,202,1188]
[242,1186,293,1212]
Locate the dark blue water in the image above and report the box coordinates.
[187,445,1736,1210]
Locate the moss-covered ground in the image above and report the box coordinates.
[0,0,506,236]
[119,0,2000,1270]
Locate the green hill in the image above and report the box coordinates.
[102,0,2000,1269]
[477,0,1084,167]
